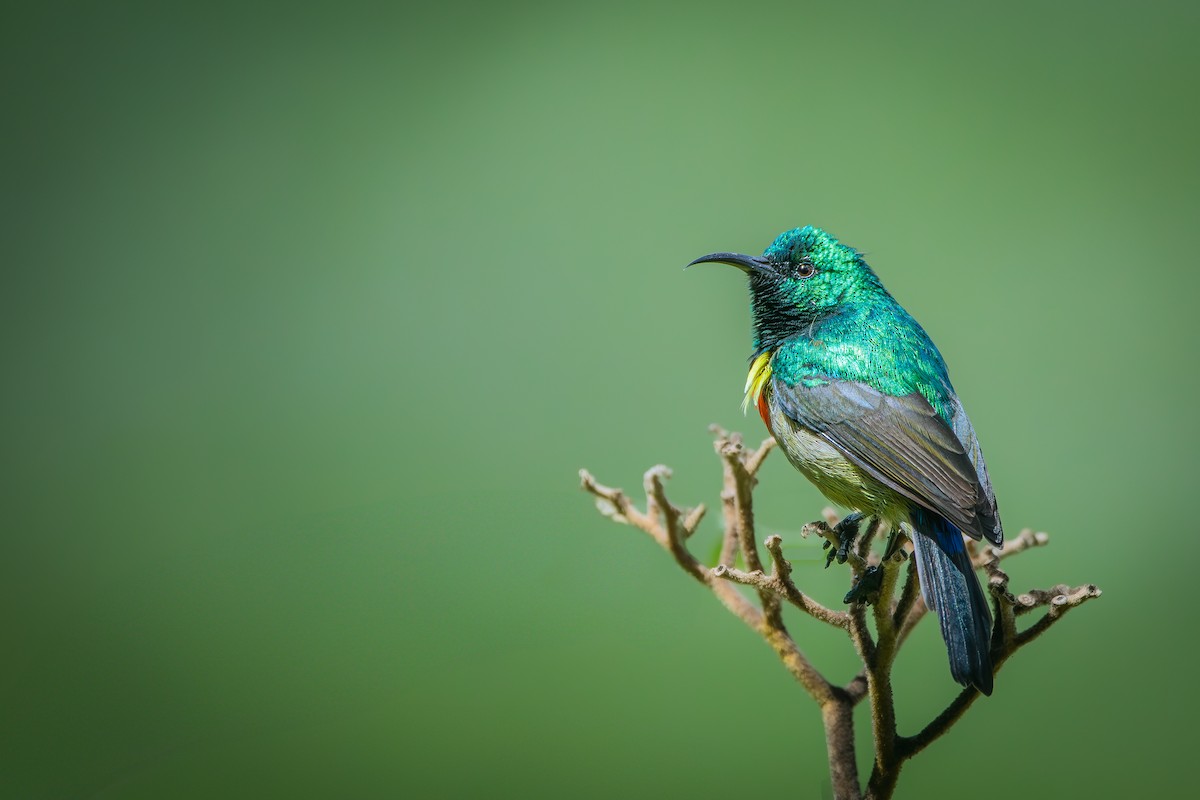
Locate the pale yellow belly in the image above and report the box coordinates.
[768,401,910,524]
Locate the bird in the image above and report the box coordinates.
[688,226,1002,695]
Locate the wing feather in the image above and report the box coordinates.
[772,376,1000,542]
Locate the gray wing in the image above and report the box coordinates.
[948,396,1002,544]
[772,376,1002,544]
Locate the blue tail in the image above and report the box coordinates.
[910,507,994,695]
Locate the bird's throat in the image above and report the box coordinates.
[749,276,823,354]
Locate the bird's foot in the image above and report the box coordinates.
[825,512,863,568]
[844,565,884,605]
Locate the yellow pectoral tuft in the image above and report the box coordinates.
[742,351,773,415]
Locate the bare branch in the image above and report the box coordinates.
[1014,583,1102,645]
[901,579,1101,761]
[764,535,850,629]
[681,504,707,538]
[844,672,869,703]
[582,428,1100,800]
[982,549,1018,648]
[708,428,838,706]
[972,527,1049,569]
[848,605,876,670]
[745,436,776,475]
[823,698,862,800]
[854,522,905,791]
[715,435,767,575]
[894,596,929,653]
[579,467,761,629]
[711,537,850,629]
[891,558,921,633]
[579,469,657,536]
[897,684,981,760]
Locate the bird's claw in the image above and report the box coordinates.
[844,565,884,605]
[827,512,864,568]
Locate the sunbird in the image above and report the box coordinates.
[689,226,1002,694]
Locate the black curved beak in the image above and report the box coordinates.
[685,252,775,276]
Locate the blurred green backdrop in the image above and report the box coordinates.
[3,1,1197,797]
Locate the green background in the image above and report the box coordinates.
[4,1,1196,797]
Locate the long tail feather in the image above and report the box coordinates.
[910,507,994,695]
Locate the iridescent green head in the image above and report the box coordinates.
[688,226,883,351]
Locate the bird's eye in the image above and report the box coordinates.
[796,261,816,278]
